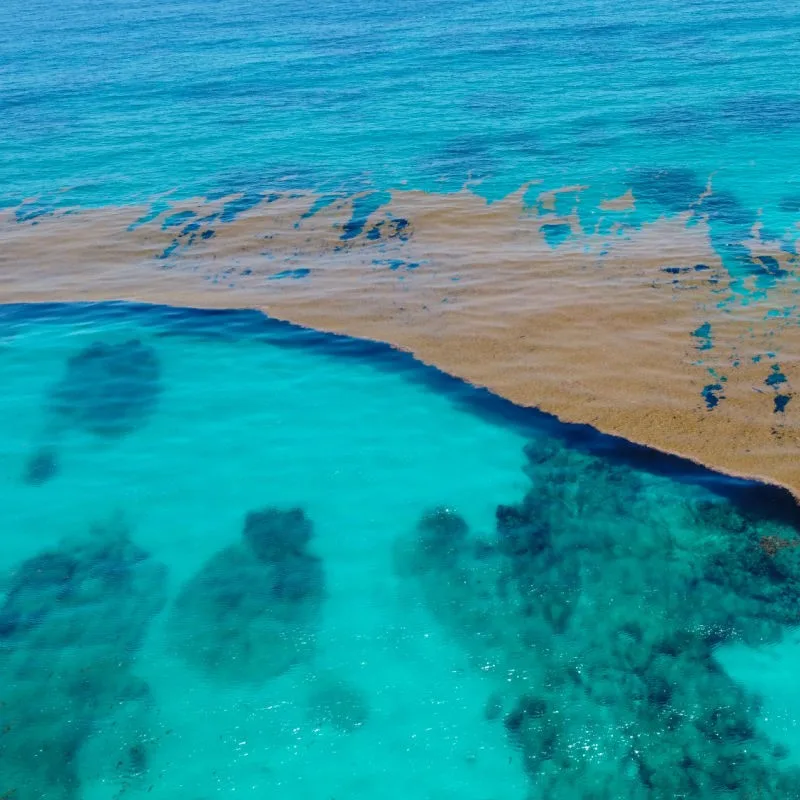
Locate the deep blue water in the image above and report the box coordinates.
[3,0,800,233]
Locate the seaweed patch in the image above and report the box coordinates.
[396,441,800,797]
[169,506,325,682]
[0,517,167,799]
[48,339,162,438]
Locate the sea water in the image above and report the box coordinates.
[1,303,800,798]
[3,0,800,230]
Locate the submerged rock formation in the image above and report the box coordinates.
[0,517,167,800]
[169,506,325,683]
[397,441,800,798]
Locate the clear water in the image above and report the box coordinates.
[3,0,800,233]
[2,303,800,798]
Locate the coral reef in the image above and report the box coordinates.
[169,506,325,682]
[0,517,167,800]
[49,339,162,438]
[397,441,800,798]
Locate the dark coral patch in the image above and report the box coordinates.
[372,258,421,271]
[169,507,324,683]
[49,339,162,437]
[243,506,314,562]
[22,445,58,485]
[300,194,341,222]
[15,201,54,224]
[0,518,167,799]
[397,441,800,797]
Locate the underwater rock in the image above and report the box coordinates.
[49,339,161,437]
[22,445,58,485]
[306,673,369,733]
[0,517,167,800]
[170,506,324,682]
[398,442,800,797]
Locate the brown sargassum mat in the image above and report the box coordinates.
[2,182,799,496]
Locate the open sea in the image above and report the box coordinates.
[4,0,800,797]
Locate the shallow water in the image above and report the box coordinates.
[2,303,800,798]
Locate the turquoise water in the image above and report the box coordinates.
[3,0,800,233]
[2,303,800,797]
[5,1,800,792]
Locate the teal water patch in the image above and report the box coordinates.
[540,222,572,248]
[339,191,391,241]
[1,303,800,798]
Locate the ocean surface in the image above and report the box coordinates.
[4,0,800,796]
[2,0,800,223]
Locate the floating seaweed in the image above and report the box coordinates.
[49,339,162,438]
[397,441,800,798]
[0,517,167,799]
[169,506,325,683]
